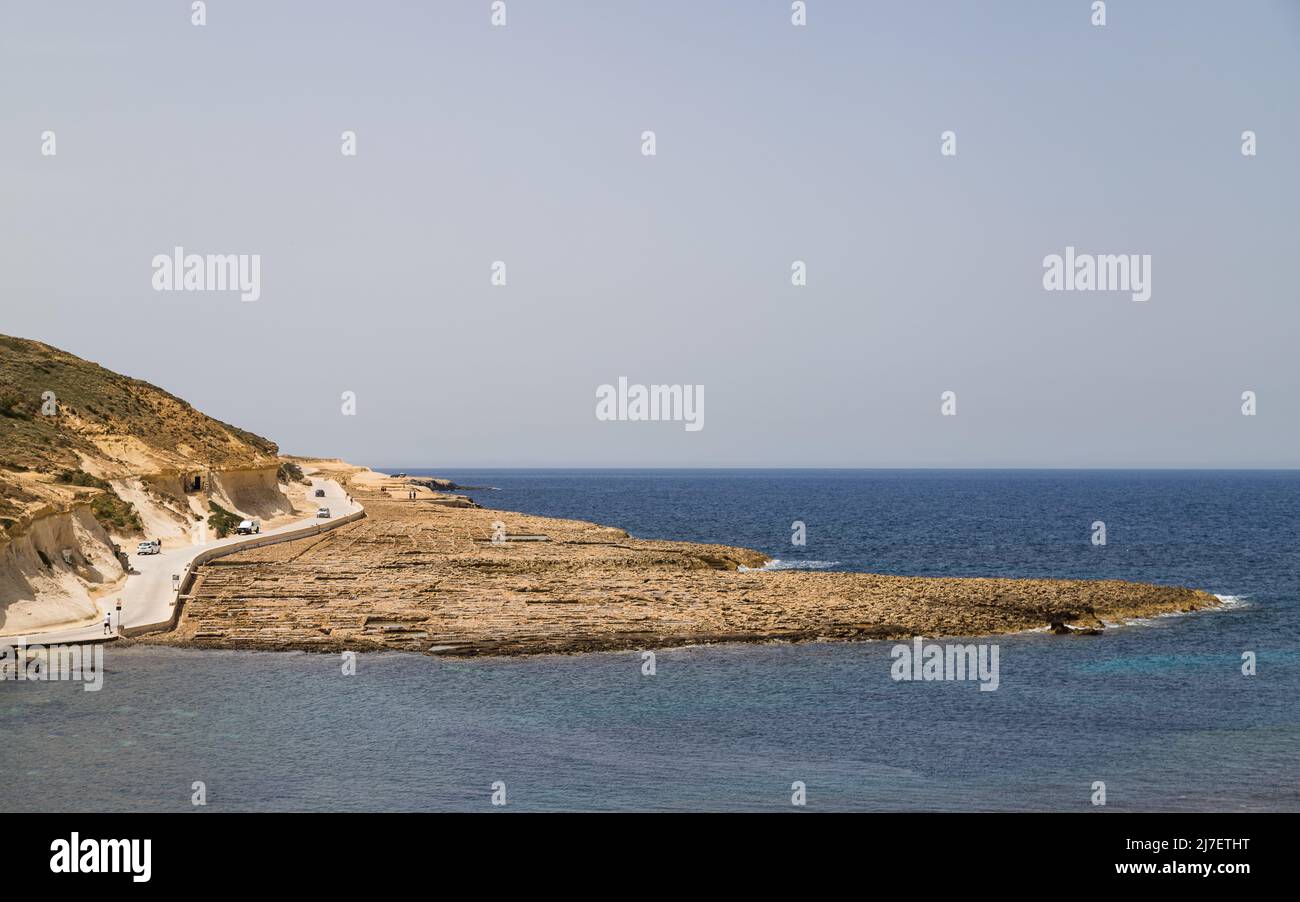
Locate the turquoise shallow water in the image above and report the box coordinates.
[2,470,1297,811]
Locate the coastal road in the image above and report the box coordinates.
[3,477,361,647]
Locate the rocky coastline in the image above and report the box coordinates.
[134,463,1222,657]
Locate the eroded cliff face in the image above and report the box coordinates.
[0,505,123,636]
[113,474,208,541]
[101,467,298,543]
[209,468,295,521]
[0,333,298,632]
[0,465,302,634]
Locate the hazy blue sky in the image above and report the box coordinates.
[3,1,1298,467]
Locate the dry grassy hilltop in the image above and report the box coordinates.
[142,462,1221,657]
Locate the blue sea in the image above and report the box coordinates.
[3,470,1297,811]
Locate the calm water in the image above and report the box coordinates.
[3,470,1298,811]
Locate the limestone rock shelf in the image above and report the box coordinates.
[135,465,1220,657]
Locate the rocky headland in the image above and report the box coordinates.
[139,462,1221,657]
[3,335,1221,654]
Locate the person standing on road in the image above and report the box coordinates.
[103,611,112,635]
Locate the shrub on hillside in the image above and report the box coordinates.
[89,491,143,534]
[207,502,242,538]
[55,469,112,490]
[0,392,33,419]
[278,461,307,485]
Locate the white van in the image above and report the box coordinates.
[235,519,260,535]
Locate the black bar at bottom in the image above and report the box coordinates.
[9,812,1281,889]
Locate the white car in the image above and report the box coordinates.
[316,507,331,518]
[235,519,260,535]
[136,541,160,555]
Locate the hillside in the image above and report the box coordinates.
[0,333,277,473]
[0,334,303,635]
[0,334,281,533]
